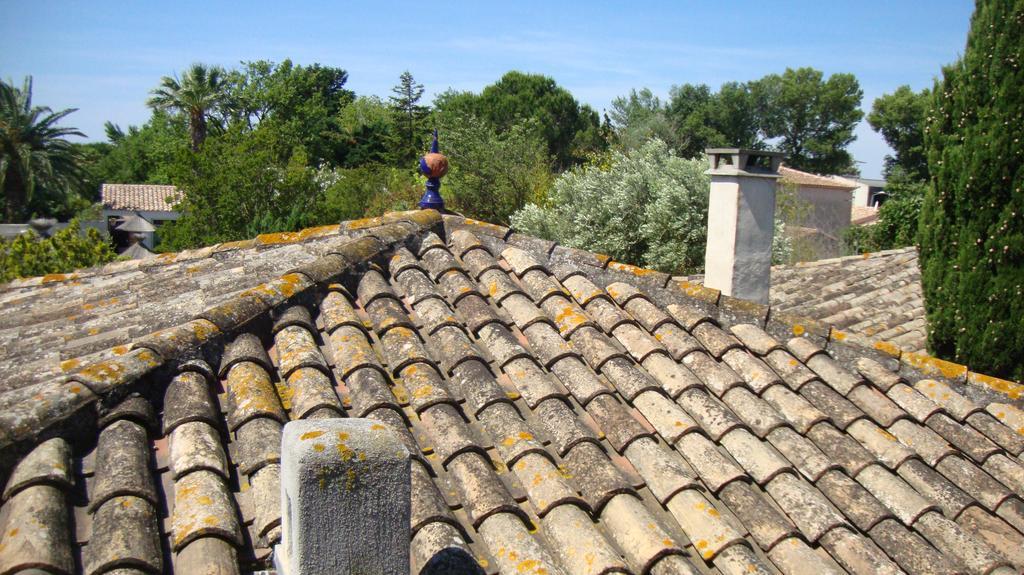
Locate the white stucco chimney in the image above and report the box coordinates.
[703,148,784,304]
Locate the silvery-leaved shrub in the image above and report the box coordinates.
[512,138,790,275]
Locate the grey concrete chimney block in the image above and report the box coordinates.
[276,418,411,575]
[703,148,784,305]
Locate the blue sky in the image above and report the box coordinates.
[1,1,974,178]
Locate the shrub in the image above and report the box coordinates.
[513,139,792,274]
[1,220,117,282]
[842,174,926,255]
[436,112,552,225]
[919,0,1024,380]
[319,165,423,222]
[511,139,709,274]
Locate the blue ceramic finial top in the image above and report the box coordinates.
[418,129,448,211]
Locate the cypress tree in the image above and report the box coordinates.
[920,0,1024,380]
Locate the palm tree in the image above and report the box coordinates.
[147,63,226,151]
[0,77,85,222]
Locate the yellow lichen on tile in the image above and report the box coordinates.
[341,216,385,231]
[608,261,659,277]
[873,340,902,358]
[463,218,508,236]
[673,280,720,303]
[41,273,72,284]
[968,371,1023,400]
[901,351,968,380]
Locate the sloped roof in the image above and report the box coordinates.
[852,205,880,225]
[771,248,926,354]
[116,213,157,233]
[100,183,183,212]
[779,166,858,191]
[120,242,155,260]
[1,211,1023,574]
[679,248,927,355]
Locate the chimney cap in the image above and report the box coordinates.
[705,147,785,157]
[705,148,784,178]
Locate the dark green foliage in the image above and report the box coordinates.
[158,125,322,250]
[754,68,863,174]
[80,111,187,187]
[147,63,227,152]
[1,220,117,282]
[223,60,354,165]
[436,111,552,225]
[664,84,718,156]
[320,165,422,222]
[621,70,861,173]
[868,86,932,180]
[869,176,926,249]
[1,77,87,221]
[336,96,399,167]
[708,82,763,151]
[841,225,875,255]
[842,173,926,254]
[389,71,429,164]
[438,72,604,169]
[920,0,1024,380]
[664,82,761,158]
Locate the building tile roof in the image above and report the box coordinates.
[679,248,927,355]
[100,183,183,212]
[779,167,858,191]
[851,205,880,225]
[771,248,926,354]
[1,211,1023,574]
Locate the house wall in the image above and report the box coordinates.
[792,185,853,259]
[851,180,888,207]
[852,182,870,207]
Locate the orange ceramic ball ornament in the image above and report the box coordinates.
[420,152,449,179]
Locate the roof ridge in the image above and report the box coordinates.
[444,215,1019,399]
[101,183,179,188]
[0,210,442,452]
[773,246,918,270]
[0,210,432,289]
[778,165,859,190]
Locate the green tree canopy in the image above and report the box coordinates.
[706,81,762,151]
[147,63,227,151]
[222,59,354,164]
[438,71,603,168]
[435,111,552,225]
[753,68,863,174]
[337,96,398,167]
[389,71,429,164]
[624,72,854,170]
[159,123,321,249]
[85,111,186,186]
[1,76,85,222]
[664,83,760,157]
[608,88,677,152]
[919,0,1024,380]
[868,85,932,180]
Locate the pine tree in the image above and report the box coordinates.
[920,0,1024,380]
[388,71,428,164]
